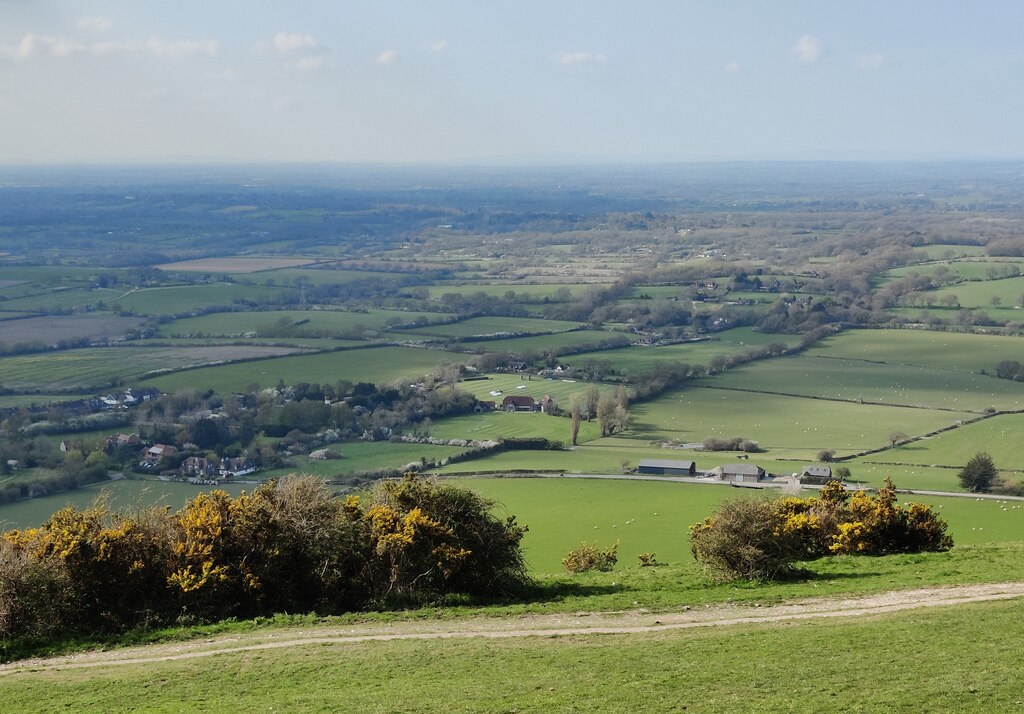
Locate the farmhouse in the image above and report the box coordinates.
[799,464,835,485]
[104,433,141,450]
[710,463,766,483]
[637,459,697,476]
[502,395,537,412]
[142,444,176,466]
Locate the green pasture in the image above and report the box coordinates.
[108,284,289,315]
[808,329,1024,374]
[159,308,447,338]
[0,478,249,532]
[562,327,801,376]
[0,345,304,391]
[928,276,1024,308]
[456,330,627,355]
[143,346,457,393]
[259,442,471,482]
[243,267,403,286]
[395,316,583,338]
[458,373,613,406]
[0,287,123,312]
[884,259,1024,282]
[427,410,602,444]
[455,477,1024,572]
[631,386,970,459]
[0,394,75,408]
[887,307,1004,324]
[858,412,1024,470]
[3,598,1023,712]
[426,283,600,299]
[710,354,1024,411]
[138,337,360,350]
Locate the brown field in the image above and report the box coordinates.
[0,315,145,345]
[155,257,320,273]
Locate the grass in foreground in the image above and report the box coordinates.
[3,599,1022,712]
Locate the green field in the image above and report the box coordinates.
[884,259,1024,282]
[808,329,1024,374]
[395,316,583,338]
[160,308,449,338]
[918,244,988,259]
[427,410,603,444]
[0,478,249,532]
[0,345,305,391]
[456,329,628,355]
[458,373,616,406]
[0,287,124,312]
[143,346,458,393]
[259,441,470,481]
[1,599,1021,712]
[244,267,403,286]
[854,412,1024,470]
[710,354,1024,411]
[630,386,968,459]
[426,283,602,299]
[108,284,289,315]
[562,328,802,375]
[928,276,1024,309]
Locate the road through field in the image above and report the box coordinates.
[3,581,1022,675]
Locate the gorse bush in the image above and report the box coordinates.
[0,474,528,647]
[690,480,952,582]
[562,541,618,573]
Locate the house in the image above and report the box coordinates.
[474,400,497,413]
[105,433,141,451]
[637,459,697,476]
[799,464,836,485]
[710,463,766,483]
[180,456,216,478]
[142,444,176,466]
[220,457,257,478]
[501,395,536,412]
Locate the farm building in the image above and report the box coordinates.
[799,464,835,485]
[502,395,537,412]
[637,459,697,476]
[474,400,497,413]
[710,463,766,483]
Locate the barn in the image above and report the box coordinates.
[637,459,697,476]
[710,463,766,483]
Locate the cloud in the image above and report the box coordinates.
[856,53,886,70]
[430,39,448,53]
[724,61,741,74]
[273,33,317,53]
[78,17,112,33]
[555,51,607,66]
[792,35,823,63]
[146,38,218,59]
[377,49,397,65]
[1,33,217,60]
[288,56,323,72]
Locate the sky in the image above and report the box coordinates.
[1,1,1022,164]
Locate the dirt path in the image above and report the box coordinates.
[4,581,1023,676]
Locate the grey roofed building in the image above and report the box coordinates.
[799,464,835,484]
[637,459,697,476]
[711,462,766,483]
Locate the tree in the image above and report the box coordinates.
[569,396,582,446]
[888,431,907,448]
[958,452,997,493]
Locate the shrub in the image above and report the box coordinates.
[562,541,618,573]
[958,452,997,493]
[637,552,662,567]
[690,479,952,581]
